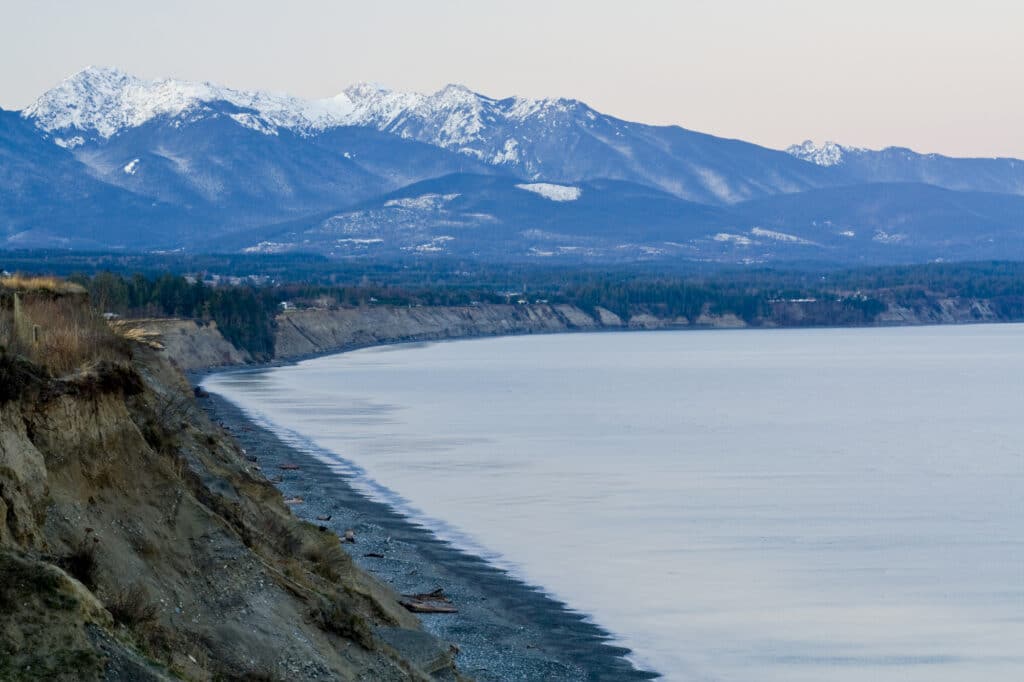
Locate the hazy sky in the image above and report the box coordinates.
[2,0,1021,157]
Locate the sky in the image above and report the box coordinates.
[1,0,1021,158]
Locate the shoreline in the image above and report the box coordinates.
[186,322,1024,680]
[197,387,659,681]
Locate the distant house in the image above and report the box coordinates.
[279,301,295,311]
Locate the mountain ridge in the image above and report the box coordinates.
[23,66,829,205]
[5,67,1024,263]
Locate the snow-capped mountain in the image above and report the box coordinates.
[7,66,1024,263]
[786,140,854,167]
[787,139,1024,195]
[23,67,830,205]
[340,81,835,203]
[22,68,494,229]
[25,66,356,141]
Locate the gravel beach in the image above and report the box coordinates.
[197,388,660,681]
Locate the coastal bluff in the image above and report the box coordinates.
[135,303,702,371]
[125,295,1007,373]
[274,303,616,359]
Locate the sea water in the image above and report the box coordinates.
[204,325,1024,681]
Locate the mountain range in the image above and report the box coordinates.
[3,66,1023,263]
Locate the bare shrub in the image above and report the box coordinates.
[311,597,374,649]
[303,537,350,584]
[154,390,194,428]
[106,582,158,627]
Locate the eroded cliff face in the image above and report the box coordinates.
[274,303,610,359]
[127,295,1015,374]
[875,298,999,325]
[115,318,253,372]
[0,346,457,681]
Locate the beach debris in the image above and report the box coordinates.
[400,589,457,614]
[400,600,457,614]
[283,497,304,505]
[316,514,332,521]
[363,552,385,559]
[406,588,449,602]
[343,528,356,543]
[279,463,301,471]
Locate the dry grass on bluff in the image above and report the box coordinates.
[0,274,87,296]
[0,282,130,376]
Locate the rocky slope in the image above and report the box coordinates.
[0,285,461,681]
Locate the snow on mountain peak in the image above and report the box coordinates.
[340,82,494,147]
[25,66,355,139]
[786,140,855,167]
[23,68,599,163]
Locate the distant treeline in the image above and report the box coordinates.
[63,269,887,359]
[3,255,1022,358]
[68,272,279,358]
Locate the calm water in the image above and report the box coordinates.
[204,326,1024,681]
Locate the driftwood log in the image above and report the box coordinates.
[400,600,458,614]
[400,588,457,614]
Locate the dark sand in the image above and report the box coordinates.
[198,390,660,681]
